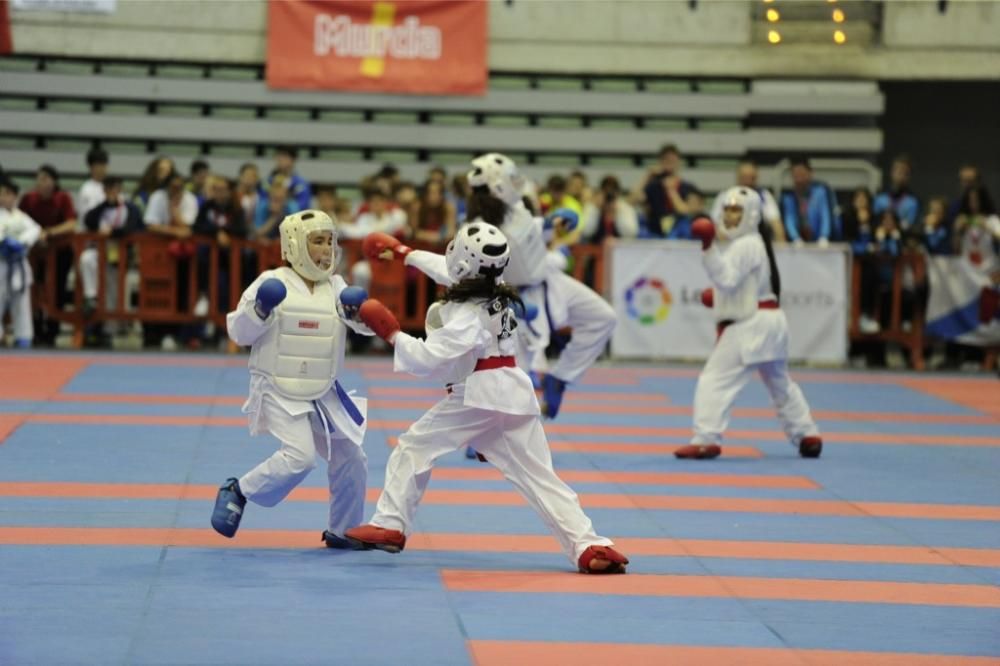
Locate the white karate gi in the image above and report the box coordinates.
[226,266,373,536]
[368,297,614,564]
[0,207,42,342]
[691,233,820,447]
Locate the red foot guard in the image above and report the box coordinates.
[799,436,823,459]
[344,524,407,553]
[578,545,629,574]
[674,444,722,460]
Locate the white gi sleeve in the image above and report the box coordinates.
[393,307,490,377]
[226,271,278,347]
[702,238,764,291]
[16,211,42,247]
[404,249,455,287]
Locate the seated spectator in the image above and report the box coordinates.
[79,176,144,343]
[0,178,43,348]
[144,172,199,234]
[236,162,262,224]
[641,144,700,238]
[78,148,109,218]
[874,154,919,229]
[411,179,456,245]
[268,146,311,211]
[711,158,785,242]
[539,175,582,217]
[187,159,210,206]
[132,156,176,214]
[345,188,407,239]
[580,175,639,243]
[252,176,298,240]
[780,157,839,245]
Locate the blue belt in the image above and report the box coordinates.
[334,380,365,427]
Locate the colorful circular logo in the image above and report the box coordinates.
[625,277,672,325]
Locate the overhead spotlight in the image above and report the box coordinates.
[766,8,780,22]
[762,0,774,4]
[833,29,846,44]
[832,8,845,22]
[768,30,782,44]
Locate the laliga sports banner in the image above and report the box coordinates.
[266,0,488,95]
[610,240,849,364]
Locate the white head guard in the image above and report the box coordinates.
[279,209,338,281]
[467,153,525,206]
[445,220,511,283]
[716,186,762,240]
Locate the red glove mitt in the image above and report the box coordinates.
[690,216,716,250]
[359,299,401,344]
[700,288,714,308]
[362,232,412,263]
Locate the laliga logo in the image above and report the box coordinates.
[314,3,442,79]
[625,277,672,325]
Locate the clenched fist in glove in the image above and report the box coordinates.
[254,278,287,319]
[358,299,401,344]
[339,286,368,320]
[362,232,412,263]
[691,216,716,251]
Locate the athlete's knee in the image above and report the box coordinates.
[282,446,317,475]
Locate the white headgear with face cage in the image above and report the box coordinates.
[716,186,762,240]
[445,220,511,283]
[467,153,525,207]
[279,209,338,281]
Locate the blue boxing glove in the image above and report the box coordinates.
[544,208,579,236]
[0,238,25,261]
[339,285,368,320]
[512,300,539,323]
[254,278,287,319]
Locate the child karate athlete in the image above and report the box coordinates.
[212,210,375,548]
[675,187,823,460]
[345,221,629,574]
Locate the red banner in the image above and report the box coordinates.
[266,0,487,96]
[0,0,13,55]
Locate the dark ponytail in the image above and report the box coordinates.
[466,185,508,226]
[759,221,781,301]
[441,275,524,313]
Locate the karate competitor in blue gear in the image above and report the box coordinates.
[212,210,376,546]
[0,179,42,348]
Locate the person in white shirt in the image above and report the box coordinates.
[345,221,629,574]
[711,159,785,244]
[77,148,109,220]
[211,210,375,547]
[143,172,198,232]
[342,189,407,240]
[0,179,43,347]
[677,187,822,460]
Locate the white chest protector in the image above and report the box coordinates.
[500,203,548,287]
[249,277,344,400]
[713,235,772,322]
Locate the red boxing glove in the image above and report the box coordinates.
[359,299,401,344]
[690,217,716,250]
[700,288,714,308]
[362,232,412,263]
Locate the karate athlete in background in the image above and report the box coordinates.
[345,221,629,574]
[212,210,375,548]
[675,187,824,460]
[0,178,42,348]
[361,153,616,420]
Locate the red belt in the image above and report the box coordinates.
[717,300,779,337]
[446,356,517,393]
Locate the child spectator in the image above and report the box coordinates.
[411,180,456,245]
[78,148,109,218]
[269,146,312,211]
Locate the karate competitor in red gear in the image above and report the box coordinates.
[675,187,823,460]
[212,210,376,548]
[346,221,629,574]
[361,153,616,420]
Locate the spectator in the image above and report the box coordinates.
[78,148,109,218]
[711,159,785,242]
[394,181,418,224]
[451,173,470,222]
[780,157,838,246]
[917,197,951,255]
[253,176,298,241]
[193,175,247,317]
[954,186,1000,274]
[236,162,262,225]
[580,175,639,242]
[853,206,902,335]
[426,165,447,186]
[874,154,919,229]
[411,179,456,245]
[133,156,176,213]
[642,144,700,238]
[345,188,407,239]
[18,165,78,345]
[269,146,311,211]
[566,170,592,207]
[144,172,198,232]
[187,159,211,206]
[0,178,43,348]
[315,185,339,220]
[79,176,144,343]
[947,163,980,225]
[540,175,582,216]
